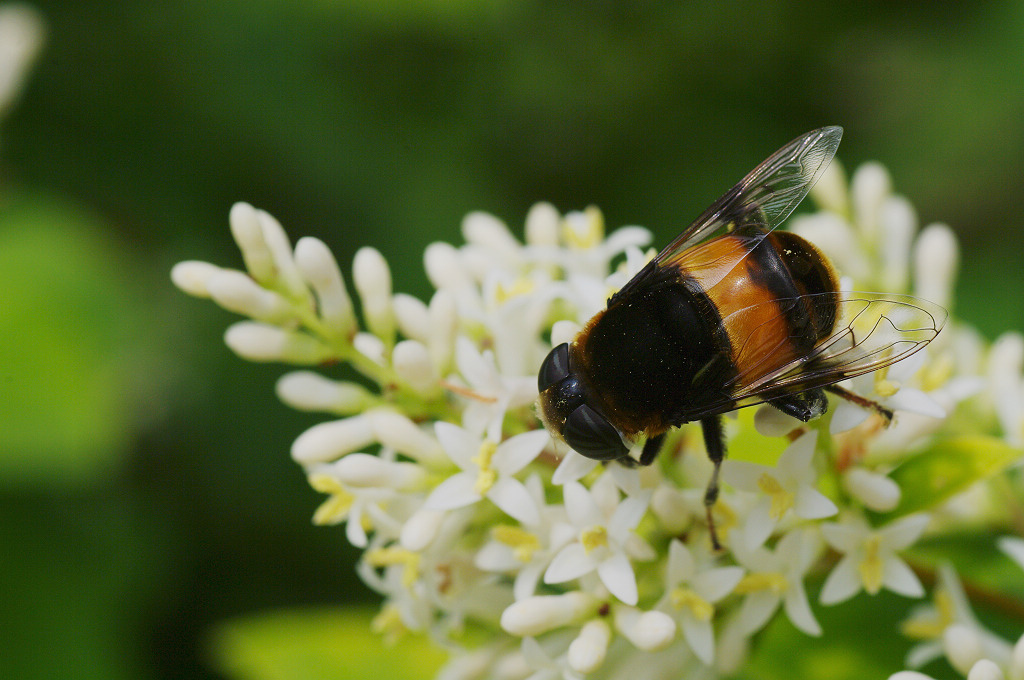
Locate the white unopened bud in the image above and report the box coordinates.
[400,508,446,551]
[424,242,472,290]
[229,202,276,283]
[393,293,430,343]
[207,269,292,321]
[843,468,901,512]
[291,415,375,464]
[525,202,560,247]
[500,592,597,637]
[170,260,222,298]
[0,5,45,116]
[944,623,985,676]
[567,619,612,674]
[393,339,437,394]
[888,673,939,680]
[913,223,959,309]
[275,371,373,414]
[614,607,676,651]
[969,660,1006,680]
[353,332,386,365]
[1010,632,1024,680]
[428,290,458,373]
[551,320,579,348]
[294,236,356,338]
[650,485,693,535]
[879,196,917,292]
[334,453,425,490]
[809,158,848,215]
[224,321,331,364]
[753,404,801,437]
[851,162,892,242]
[353,247,395,344]
[256,209,309,301]
[462,211,520,259]
[369,410,445,466]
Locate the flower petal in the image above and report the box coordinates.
[693,566,745,603]
[545,543,596,584]
[597,551,638,605]
[880,513,930,549]
[820,555,862,605]
[882,556,925,598]
[783,580,822,636]
[793,485,838,520]
[425,472,481,510]
[553,450,599,484]
[667,539,696,584]
[608,491,651,538]
[563,481,605,528]
[489,477,541,526]
[680,614,715,665]
[736,590,780,634]
[743,497,777,551]
[434,421,478,469]
[495,429,549,475]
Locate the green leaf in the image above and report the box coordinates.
[887,436,1022,517]
[207,607,447,680]
[0,194,151,486]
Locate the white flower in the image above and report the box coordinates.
[723,430,838,550]
[731,527,824,636]
[658,539,744,665]
[544,473,653,606]
[820,512,929,604]
[425,422,549,526]
[448,336,537,442]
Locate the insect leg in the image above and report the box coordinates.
[768,388,828,422]
[824,384,893,424]
[700,416,726,550]
[638,432,666,466]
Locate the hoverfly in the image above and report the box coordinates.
[537,127,944,548]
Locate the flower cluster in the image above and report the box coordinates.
[173,161,1024,679]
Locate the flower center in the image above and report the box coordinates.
[670,587,714,621]
[873,365,900,397]
[900,590,955,639]
[495,277,535,304]
[493,525,541,562]
[471,441,498,495]
[757,473,794,519]
[581,525,608,553]
[309,474,355,525]
[734,572,789,595]
[371,604,408,643]
[562,207,604,249]
[859,535,884,594]
[366,546,421,588]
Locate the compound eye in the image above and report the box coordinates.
[563,404,629,460]
[538,343,571,392]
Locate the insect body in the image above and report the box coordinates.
[537,127,944,547]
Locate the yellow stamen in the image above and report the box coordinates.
[757,473,794,519]
[670,587,715,621]
[859,535,884,594]
[919,353,953,392]
[366,547,421,588]
[495,277,535,304]
[562,206,605,249]
[371,604,407,644]
[734,572,789,595]
[492,525,541,562]
[309,474,355,525]
[901,584,956,639]
[471,441,498,495]
[873,366,900,397]
[581,525,608,553]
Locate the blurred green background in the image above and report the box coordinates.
[2,1,1023,679]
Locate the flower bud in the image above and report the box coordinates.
[753,404,801,437]
[353,247,395,344]
[500,591,597,637]
[808,158,848,215]
[525,202,560,247]
[462,211,520,260]
[887,673,939,680]
[207,269,292,321]
[1010,631,1024,680]
[224,321,331,364]
[568,619,611,674]
[879,196,916,292]
[275,371,373,414]
[614,607,676,651]
[651,484,693,535]
[393,293,430,343]
[851,162,892,242]
[428,290,458,373]
[290,414,375,464]
[424,241,472,290]
[229,202,276,283]
[968,660,1006,680]
[294,236,356,338]
[256,208,310,301]
[944,623,985,676]
[551,320,579,347]
[334,453,425,490]
[369,410,446,466]
[843,468,901,512]
[393,339,437,394]
[170,260,222,298]
[913,223,959,309]
[400,508,446,551]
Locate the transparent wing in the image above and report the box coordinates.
[685,292,946,420]
[613,126,842,302]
